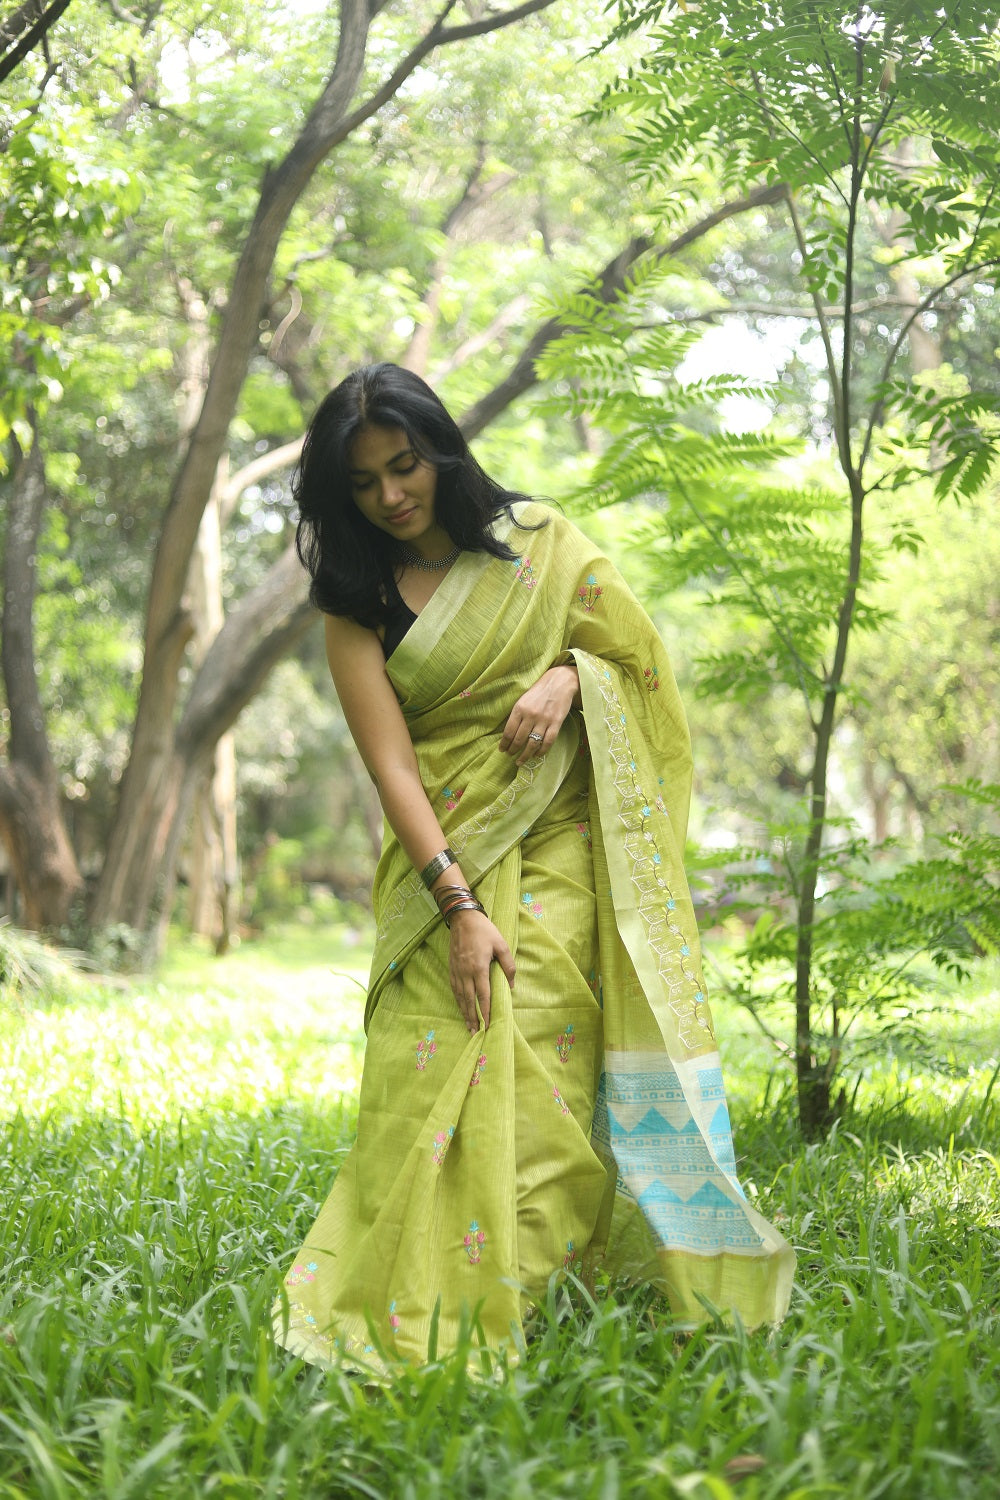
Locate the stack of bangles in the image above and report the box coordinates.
[434,885,487,927]
[419,848,487,928]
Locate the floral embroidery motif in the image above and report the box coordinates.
[577,574,603,613]
[432,1126,455,1166]
[416,1031,437,1071]
[464,1220,486,1264]
[563,1240,577,1270]
[459,688,473,698]
[521,892,543,918]
[442,785,464,811]
[654,795,666,814]
[581,655,715,1048]
[576,821,592,847]
[388,1300,401,1333]
[553,1084,570,1116]
[515,556,537,589]
[556,1024,575,1064]
[643,666,660,692]
[286,1261,318,1287]
[469,1053,487,1088]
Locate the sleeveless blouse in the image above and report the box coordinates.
[382,573,417,660]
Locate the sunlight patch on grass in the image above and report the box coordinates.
[1,928,371,1125]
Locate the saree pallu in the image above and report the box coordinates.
[274,503,795,1369]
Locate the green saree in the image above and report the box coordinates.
[274,503,795,1369]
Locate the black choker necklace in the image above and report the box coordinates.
[399,542,461,572]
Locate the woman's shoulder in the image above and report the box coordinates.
[507,499,575,539]
[506,500,600,559]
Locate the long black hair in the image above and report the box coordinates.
[294,363,541,627]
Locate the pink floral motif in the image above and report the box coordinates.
[459,688,473,698]
[442,785,465,811]
[432,1126,455,1166]
[576,821,592,847]
[388,1300,401,1333]
[286,1261,318,1287]
[563,1240,577,1271]
[469,1053,487,1088]
[553,1084,570,1116]
[555,1024,575,1064]
[643,665,660,692]
[515,557,537,589]
[521,892,543,918]
[577,574,603,613]
[416,1031,437,1071]
[464,1220,486,1264]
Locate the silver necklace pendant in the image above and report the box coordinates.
[400,543,461,572]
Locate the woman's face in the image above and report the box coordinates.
[348,424,443,549]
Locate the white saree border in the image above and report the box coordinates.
[367,506,577,1015]
[574,648,795,1323]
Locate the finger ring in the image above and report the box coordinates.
[528,731,544,742]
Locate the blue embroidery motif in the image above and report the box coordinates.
[599,1064,762,1251]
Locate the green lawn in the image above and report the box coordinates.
[1,928,998,1499]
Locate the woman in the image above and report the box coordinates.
[274,364,794,1371]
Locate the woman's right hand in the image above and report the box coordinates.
[447,909,515,1033]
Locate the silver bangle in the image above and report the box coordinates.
[442,899,487,928]
[420,848,456,889]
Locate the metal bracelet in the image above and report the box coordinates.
[420,848,456,889]
[434,884,474,906]
[442,900,487,928]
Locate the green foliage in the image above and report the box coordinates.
[0,922,89,1005]
[0,109,140,451]
[707,784,1000,1087]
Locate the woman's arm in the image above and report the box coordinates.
[324,613,514,1033]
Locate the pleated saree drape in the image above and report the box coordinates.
[273,503,795,1370]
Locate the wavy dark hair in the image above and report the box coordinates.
[294,363,542,627]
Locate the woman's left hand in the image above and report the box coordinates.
[499,664,581,766]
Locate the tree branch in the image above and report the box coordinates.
[459,180,787,438]
[331,0,558,142]
[859,258,1000,473]
[0,0,74,85]
[633,295,909,326]
[220,439,303,508]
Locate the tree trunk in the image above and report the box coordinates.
[0,431,83,929]
[89,0,560,942]
[188,736,240,953]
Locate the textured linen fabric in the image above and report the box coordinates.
[273,504,795,1370]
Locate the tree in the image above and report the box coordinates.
[0,101,139,927]
[540,0,1000,1133]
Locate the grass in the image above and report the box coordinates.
[1,926,999,1499]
